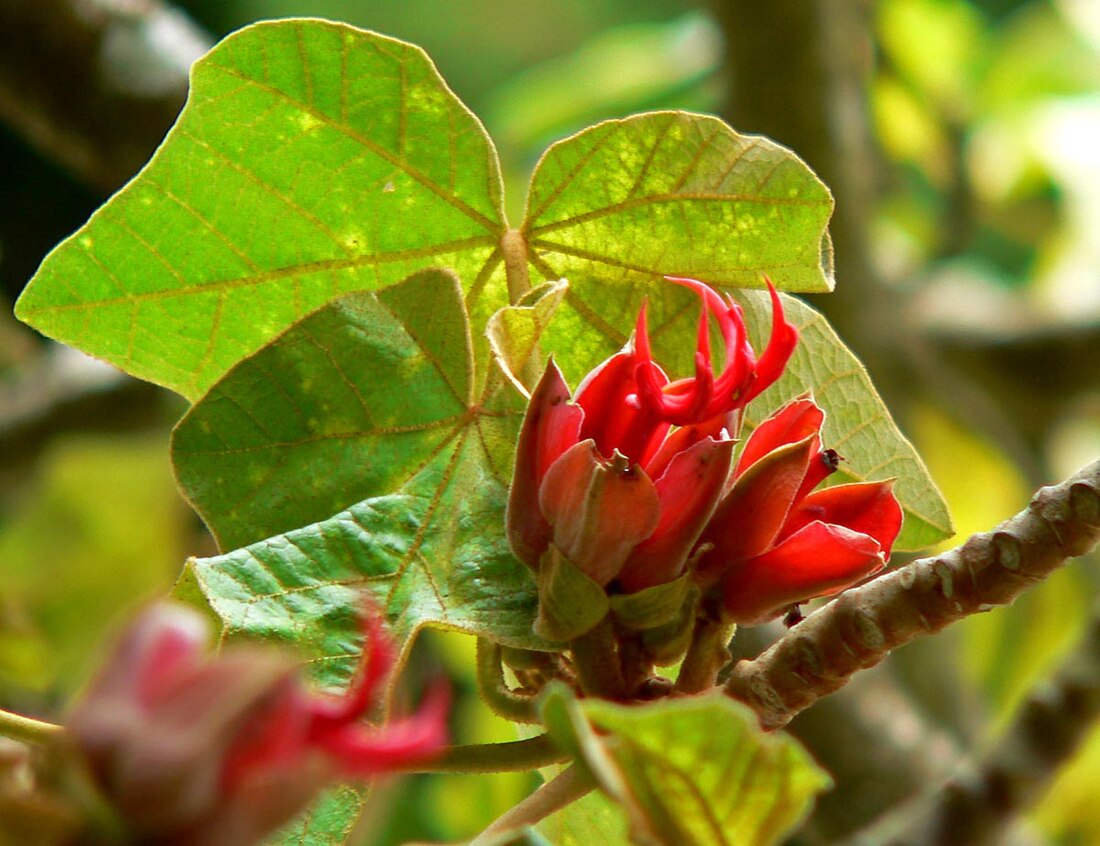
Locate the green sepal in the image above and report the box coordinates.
[608,573,692,633]
[640,586,703,666]
[534,545,611,644]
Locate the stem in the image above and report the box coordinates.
[406,734,569,774]
[570,617,627,700]
[727,459,1100,730]
[476,637,541,724]
[467,765,595,846]
[675,617,734,694]
[841,600,1100,846]
[0,707,64,745]
[501,228,531,304]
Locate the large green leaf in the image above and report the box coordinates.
[173,269,485,550]
[15,19,506,400]
[178,273,552,683]
[183,419,544,691]
[537,279,951,551]
[522,111,834,296]
[541,686,830,846]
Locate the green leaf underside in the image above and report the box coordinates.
[15,19,507,400]
[173,269,488,551]
[542,688,829,846]
[539,280,952,552]
[266,786,364,846]
[523,112,834,296]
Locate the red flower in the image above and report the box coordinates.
[695,396,903,624]
[507,277,797,592]
[68,603,446,846]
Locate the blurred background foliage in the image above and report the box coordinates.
[1,0,1098,843]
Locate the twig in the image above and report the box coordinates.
[0,707,63,746]
[726,459,1100,730]
[475,638,541,724]
[675,617,734,694]
[407,734,568,774]
[842,596,1100,846]
[467,765,595,846]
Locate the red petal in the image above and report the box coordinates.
[721,521,886,624]
[538,441,661,585]
[575,342,670,462]
[506,360,583,568]
[696,434,815,581]
[317,682,449,776]
[781,481,903,556]
[307,606,395,727]
[643,411,733,481]
[618,435,735,593]
[742,279,798,404]
[793,448,841,501]
[736,395,823,476]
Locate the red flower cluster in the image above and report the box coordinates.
[508,277,902,625]
[68,603,446,846]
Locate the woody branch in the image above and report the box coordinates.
[726,459,1100,730]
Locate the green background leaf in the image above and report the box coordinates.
[522,111,835,296]
[16,19,507,400]
[542,687,830,846]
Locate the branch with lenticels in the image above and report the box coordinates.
[726,459,1100,731]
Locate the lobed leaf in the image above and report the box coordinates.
[183,421,546,692]
[15,19,507,399]
[523,111,834,297]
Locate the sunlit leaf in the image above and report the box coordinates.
[523,111,834,296]
[16,19,506,399]
[486,278,568,394]
[541,686,829,846]
[539,789,629,846]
